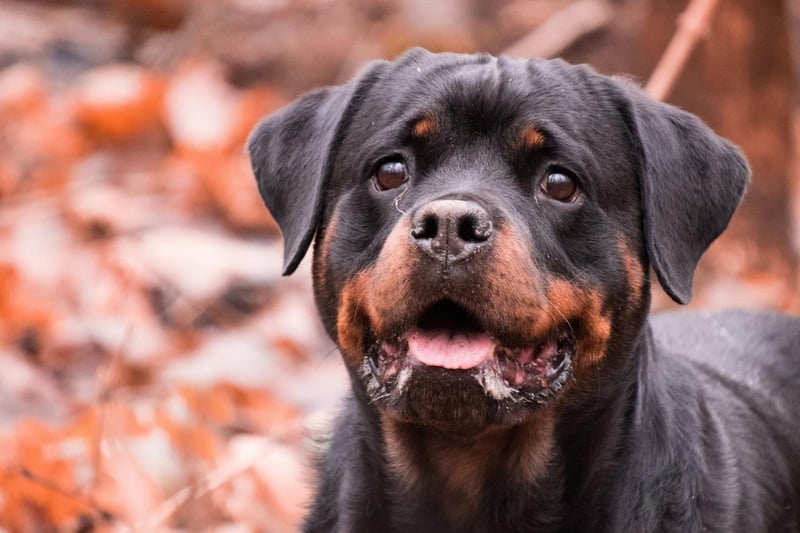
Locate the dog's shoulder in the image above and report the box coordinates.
[615,311,800,531]
[650,310,800,414]
[650,309,800,464]
[650,310,800,380]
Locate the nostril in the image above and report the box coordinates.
[411,213,439,240]
[458,215,493,243]
[410,199,493,261]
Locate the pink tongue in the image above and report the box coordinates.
[408,329,495,369]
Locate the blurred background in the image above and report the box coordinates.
[0,0,797,531]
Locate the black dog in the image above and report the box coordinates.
[248,49,800,532]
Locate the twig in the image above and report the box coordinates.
[645,0,722,101]
[134,437,270,530]
[3,466,114,520]
[502,0,614,59]
[91,325,132,491]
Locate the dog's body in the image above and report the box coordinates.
[249,49,800,532]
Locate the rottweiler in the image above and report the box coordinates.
[248,49,800,532]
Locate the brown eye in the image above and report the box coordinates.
[541,171,579,202]
[373,160,408,191]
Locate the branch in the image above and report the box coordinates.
[502,0,614,59]
[645,0,722,101]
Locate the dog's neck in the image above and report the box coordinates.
[382,414,558,524]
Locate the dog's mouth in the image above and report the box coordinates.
[365,299,575,402]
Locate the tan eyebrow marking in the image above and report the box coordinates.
[411,116,438,138]
[518,125,545,150]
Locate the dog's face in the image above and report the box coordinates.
[249,50,748,433]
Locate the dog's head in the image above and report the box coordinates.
[249,49,749,433]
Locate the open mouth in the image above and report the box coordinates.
[366,299,575,400]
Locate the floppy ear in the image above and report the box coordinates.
[247,63,387,275]
[622,85,750,304]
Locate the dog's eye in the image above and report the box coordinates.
[373,160,408,191]
[541,171,579,202]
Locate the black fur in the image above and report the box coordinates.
[248,49,800,532]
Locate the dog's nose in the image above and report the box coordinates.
[410,199,493,263]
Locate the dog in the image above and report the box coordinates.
[248,49,800,532]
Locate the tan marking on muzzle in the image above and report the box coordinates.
[545,278,612,371]
[336,270,371,365]
[335,219,418,364]
[616,237,645,306]
[478,224,546,335]
[313,204,341,291]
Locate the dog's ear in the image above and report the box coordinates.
[621,84,750,304]
[247,62,387,275]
